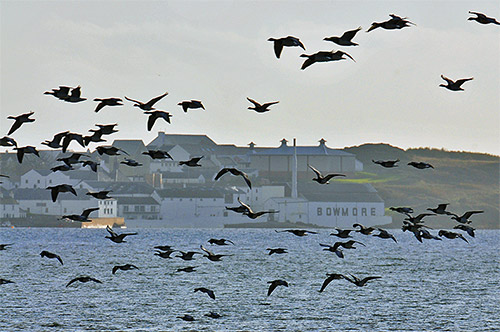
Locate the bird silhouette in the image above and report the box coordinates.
[154,249,176,259]
[112,264,139,274]
[205,312,222,319]
[450,210,483,224]
[276,229,317,236]
[176,266,197,273]
[178,100,205,112]
[0,136,17,147]
[236,198,278,219]
[61,133,85,153]
[142,150,173,160]
[214,167,252,188]
[438,230,469,243]
[367,14,415,32]
[80,160,99,172]
[90,124,118,136]
[194,287,215,300]
[177,314,195,322]
[176,251,202,261]
[46,184,77,202]
[105,226,137,243]
[389,207,413,214]
[96,146,128,156]
[266,248,288,255]
[64,86,86,103]
[124,92,168,110]
[179,156,203,167]
[208,238,234,245]
[247,97,279,113]
[42,131,69,149]
[468,11,500,25]
[344,274,381,286]
[44,86,71,100]
[200,245,232,262]
[14,146,40,163]
[0,278,15,285]
[324,27,362,46]
[268,36,305,58]
[330,228,354,238]
[144,111,172,131]
[120,158,142,167]
[7,111,35,136]
[439,75,473,91]
[372,159,399,168]
[86,190,112,199]
[453,224,475,237]
[353,223,376,235]
[93,98,123,113]
[267,279,288,296]
[318,273,345,292]
[319,244,344,258]
[0,244,13,250]
[66,276,102,287]
[40,251,63,265]
[308,164,345,184]
[300,50,355,70]
[57,153,88,166]
[408,162,434,169]
[373,228,397,242]
[61,207,99,222]
[427,204,453,215]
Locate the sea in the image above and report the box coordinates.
[0,228,498,332]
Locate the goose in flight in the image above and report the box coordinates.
[46,184,77,202]
[177,314,195,321]
[418,229,442,241]
[96,146,129,156]
[44,86,71,100]
[144,111,172,131]
[176,251,202,261]
[120,158,143,167]
[308,164,345,184]
[439,75,473,91]
[344,274,381,287]
[372,159,399,168]
[194,287,215,300]
[268,36,305,58]
[318,273,345,292]
[324,27,362,46]
[80,160,98,172]
[408,162,434,169]
[61,207,99,222]
[468,11,500,25]
[0,136,17,147]
[7,111,35,136]
[42,131,69,149]
[142,149,173,160]
[112,264,139,274]
[214,167,252,188]
[330,228,354,238]
[177,266,197,273]
[438,230,469,243]
[300,50,355,70]
[267,279,288,296]
[389,207,413,214]
[66,276,102,287]
[403,213,436,224]
[367,14,415,32]
[236,198,278,219]
[205,312,222,319]
[453,224,475,237]
[124,92,168,110]
[61,133,85,153]
[208,238,234,246]
[105,226,137,243]
[0,244,13,250]
[178,100,205,112]
[40,251,63,265]
[179,156,203,167]
[267,248,288,255]
[200,245,232,262]
[64,86,87,103]
[247,97,279,113]
[93,98,123,113]
[86,190,112,199]
[276,229,317,237]
[0,278,14,285]
[373,228,397,242]
[319,244,344,258]
[331,240,365,251]
[427,203,453,215]
[14,146,40,163]
[90,124,118,136]
[353,223,376,235]
[450,210,483,224]
[154,249,176,259]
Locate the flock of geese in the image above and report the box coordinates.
[0,9,496,324]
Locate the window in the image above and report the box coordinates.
[37,179,40,184]
[45,208,48,213]
[124,206,129,212]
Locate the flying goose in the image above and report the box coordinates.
[427,203,453,215]
[453,224,475,237]
[178,100,205,112]
[40,251,63,265]
[266,248,288,255]
[0,136,17,147]
[439,75,473,91]
[373,228,397,242]
[468,11,500,25]
[124,92,168,110]
[450,210,483,224]
[86,190,112,199]
[438,230,469,243]
[330,228,354,238]
[14,146,40,163]
[300,50,355,70]
[372,159,399,168]
[44,86,71,100]
[42,131,69,149]
[93,98,123,113]
[208,238,234,245]
[308,164,345,184]
[353,223,376,235]
[61,207,99,222]
[319,244,344,258]
[276,229,317,237]
[214,167,252,188]
[344,274,381,287]
[46,184,77,202]
[367,14,415,32]
[194,287,215,300]
[324,27,362,46]
[7,111,35,136]
[408,162,434,169]
[267,279,288,296]
[318,273,345,292]
[66,276,102,287]
[200,245,232,262]
[64,86,87,103]
[247,97,279,113]
[179,156,203,167]
[112,264,139,274]
[96,146,129,156]
[142,150,173,160]
[144,111,172,131]
[267,36,305,58]
[105,226,137,243]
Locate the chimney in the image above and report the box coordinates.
[291,138,298,199]
[280,138,288,147]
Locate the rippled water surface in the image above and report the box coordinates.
[0,228,499,331]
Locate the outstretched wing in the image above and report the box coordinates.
[341,26,362,41]
[124,96,143,104]
[145,92,168,108]
[246,97,260,107]
[272,40,283,58]
[214,168,230,181]
[440,75,454,85]
[262,101,279,108]
[308,164,322,178]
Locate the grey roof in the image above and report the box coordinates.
[67,170,98,181]
[148,132,218,148]
[112,140,147,155]
[116,196,160,205]
[298,183,384,203]
[250,144,353,156]
[31,169,52,176]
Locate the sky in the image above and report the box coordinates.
[1,0,499,155]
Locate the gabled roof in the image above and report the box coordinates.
[84,181,155,195]
[13,188,91,201]
[148,132,218,148]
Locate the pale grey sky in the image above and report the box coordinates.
[1,0,499,155]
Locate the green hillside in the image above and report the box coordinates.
[342,144,500,229]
